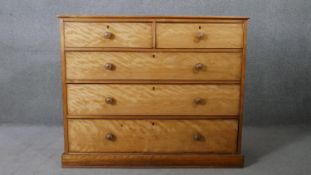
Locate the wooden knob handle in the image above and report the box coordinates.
[193,133,202,141]
[195,63,204,71]
[104,63,114,70]
[103,32,113,39]
[194,97,204,105]
[105,97,114,104]
[105,133,114,141]
[196,32,205,40]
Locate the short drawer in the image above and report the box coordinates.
[66,52,242,81]
[67,84,240,115]
[64,22,152,48]
[68,119,238,153]
[157,23,243,48]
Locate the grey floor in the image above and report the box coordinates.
[0,124,310,175]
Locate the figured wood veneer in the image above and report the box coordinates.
[59,16,248,167]
[64,22,152,48]
[68,119,238,153]
[66,52,242,81]
[157,23,243,48]
[67,84,240,116]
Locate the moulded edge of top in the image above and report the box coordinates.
[57,15,249,20]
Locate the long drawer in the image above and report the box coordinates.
[66,52,242,81]
[68,119,238,153]
[157,23,243,48]
[67,84,240,116]
[64,22,153,48]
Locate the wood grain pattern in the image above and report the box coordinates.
[64,22,152,48]
[62,153,244,167]
[59,16,248,168]
[67,84,240,116]
[66,80,240,84]
[67,115,239,119]
[59,19,69,153]
[66,52,242,81]
[157,23,243,48]
[68,119,238,153]
[64,48,242,52]
[237,20,248,153]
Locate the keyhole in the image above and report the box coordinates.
[198,26,201,30]
[106,25,110,29]
[152,54,156,58]
[151,122,155,126]
[152,86,156,91]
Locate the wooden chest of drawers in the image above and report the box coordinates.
[59,16,248,167]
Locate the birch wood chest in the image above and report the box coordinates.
[59,16,248,167]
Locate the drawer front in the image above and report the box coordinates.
[157,23,243,48]
[64,22,152,48]
[66,52,242,81]
[68,119,238,153]
[67,84,240,115]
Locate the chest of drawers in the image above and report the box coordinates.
[59,16,248,167]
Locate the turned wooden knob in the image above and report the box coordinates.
[103,32,113,39]
[193,133,202,141]
[105,97,114,104]
[104,63,114,70]
[194,97,204,105]
[105,133,114,141]
[196,32,205,40]
[194,63,205,71]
